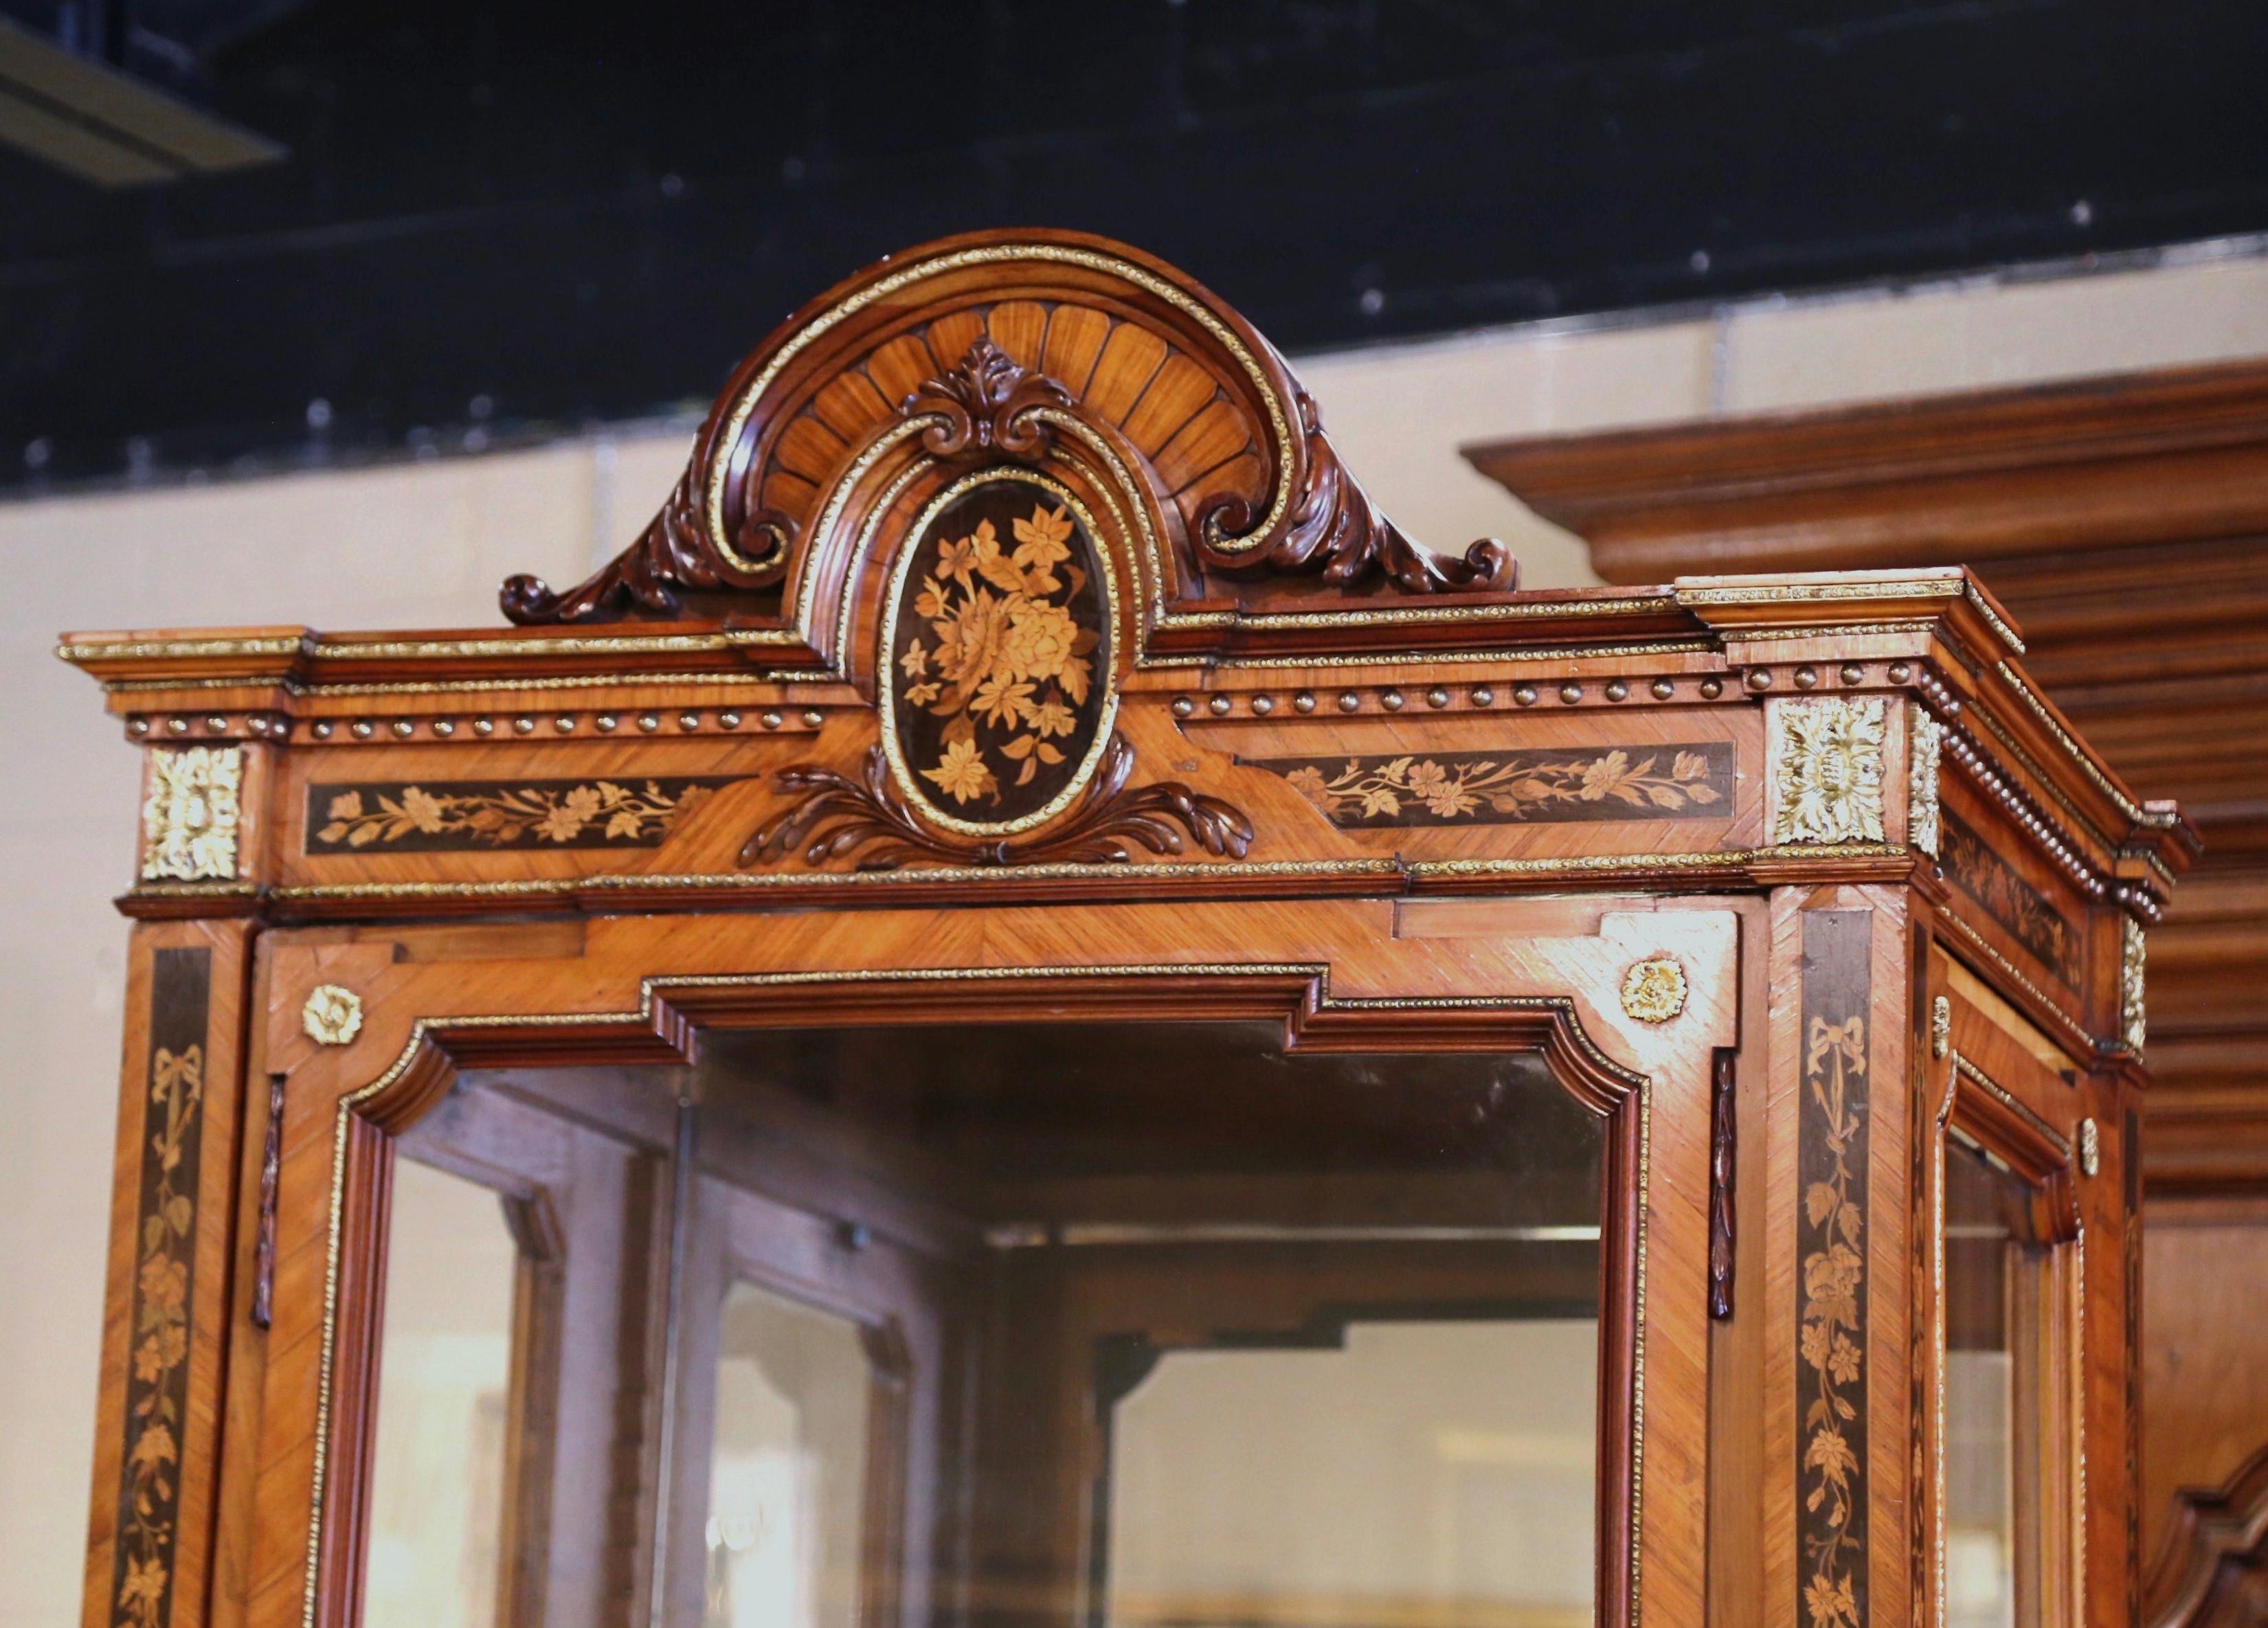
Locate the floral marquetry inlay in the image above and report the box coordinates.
[743,734,1251,870]
[140,746,243,881]
[112,947,209,1628]
[880,471,1116,836]
[1796,912,1872,1628]
[306,778,736,852]
[1771,697,1886,846]
[1264,744,1732,829]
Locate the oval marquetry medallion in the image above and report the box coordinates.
[879,470,1118,835]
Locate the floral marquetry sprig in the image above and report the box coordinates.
[895,499,1101,811]
[304,778,739,854]
[1259,743,1735,830]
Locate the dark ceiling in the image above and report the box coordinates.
[5,0,2267,493]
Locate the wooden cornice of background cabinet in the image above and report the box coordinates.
[1466,360,2268,1626]
[1467,358,2268,1188]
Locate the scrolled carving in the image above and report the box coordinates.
[1194,390,1518,594]
[497,231,1525,628]
[499,458,796,624]
[740,732,1253,870]
[904,337,1070,462]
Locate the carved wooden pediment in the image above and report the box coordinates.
[499,229,1517,668]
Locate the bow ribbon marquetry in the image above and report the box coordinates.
[1805,1015,1867,1146]
[150,1043,203,1103]
[1805,1016,1865,1079]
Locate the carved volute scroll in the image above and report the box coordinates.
[498,229,1515,647]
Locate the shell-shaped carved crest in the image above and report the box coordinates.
[496,230,1518,638]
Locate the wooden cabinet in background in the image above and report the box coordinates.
[64,231,2183,1628]
[1470,370,2268,1627]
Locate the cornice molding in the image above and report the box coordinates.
[1463,355,2268,582]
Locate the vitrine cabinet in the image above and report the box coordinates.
[64,230,2189,1628]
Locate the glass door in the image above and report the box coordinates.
[1933,974,2087,1628]
[356,1016,1619,1628]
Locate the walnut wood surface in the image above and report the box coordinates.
[2146,1443,2268,1628]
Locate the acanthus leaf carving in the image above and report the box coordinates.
[1195,391,1518,595]
[499,446,796,625]
[904,337,1071,462]
[740,732,1253,870]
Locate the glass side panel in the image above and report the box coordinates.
[364,1157,521,1628]
[1944,1140,2050,1628]
[706,1282,875,1628]
[1106,1320,1595,1628]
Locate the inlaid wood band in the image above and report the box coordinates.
[1797,910,1870,1628]
[1260,742,1733,829]
[111,946,211,1628]
[1941,813,2082,989]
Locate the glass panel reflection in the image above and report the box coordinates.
[364,1157,520,1628]
[706,1282,875,1628]
[1107,1320,1596,1628]
[419,1020,1608,1627]
[1944,1140,2048,1628]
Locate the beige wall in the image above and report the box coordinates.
[5,245,2267,1623]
